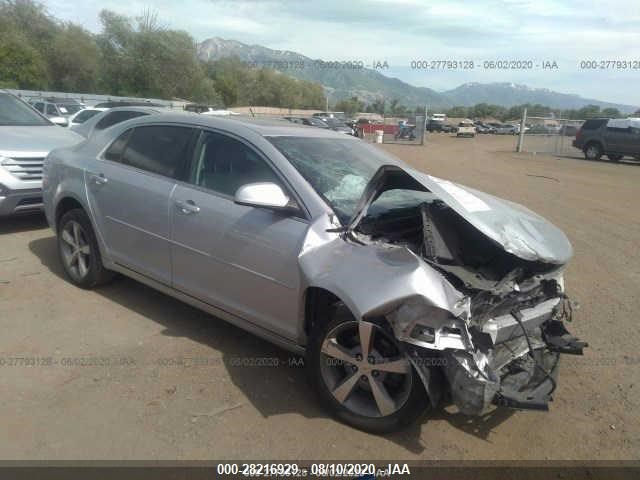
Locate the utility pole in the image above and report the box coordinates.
[517,107,527,152]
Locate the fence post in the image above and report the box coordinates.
[421,105,427,145]
[516,107,527,152]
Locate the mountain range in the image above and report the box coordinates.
[197,37,637,113]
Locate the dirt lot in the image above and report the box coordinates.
[1,134,638,460]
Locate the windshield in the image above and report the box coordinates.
[0,94,51,126]
[268,136,395,223]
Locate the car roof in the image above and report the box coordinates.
[127,112,350,138]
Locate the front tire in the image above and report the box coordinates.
[57,209,115,289]
[307,304,429,433]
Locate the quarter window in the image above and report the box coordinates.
[104,129,133,162]
[121,126,193,178]
[187,131,282,197]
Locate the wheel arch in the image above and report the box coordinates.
[54,195,87,230]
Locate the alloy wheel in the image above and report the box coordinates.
[319,320,412,418]
[60,220,91,281]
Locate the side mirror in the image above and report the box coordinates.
[234,182,298,212]
[50,116,68,127]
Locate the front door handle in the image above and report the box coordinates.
[89,173,108,185]
[175,199,200,215]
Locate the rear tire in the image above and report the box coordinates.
[584,143,602,160]
[57,209,115,289]
[307,304,430,433]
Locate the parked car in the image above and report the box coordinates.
[0,91,82,216]
[475,124,492,134]
[67,108,108,129]
[29,97,85,126]
[322,117,355,135]
[494,124,518,135]
[70,106,165,138]
[426,119,444,132]
[573,117,640,161]
[527,124,554,134]
[560,125,579,137]
[456,121,476,137]
[441,123,457,133]
[283,116,330,129]
[43,113,585,432]
[312,111,346,121]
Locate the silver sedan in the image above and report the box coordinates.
[43,113,586,432]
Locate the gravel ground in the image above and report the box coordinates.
[0,134,638,460]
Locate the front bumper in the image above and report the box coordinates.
[0,187,44,216]
[440,315,585,415]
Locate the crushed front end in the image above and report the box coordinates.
[386,269,587,415]
[347,167,588,415]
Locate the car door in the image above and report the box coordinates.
[170,129,309,340]
[618,126,639,155]
[85,124,195,285]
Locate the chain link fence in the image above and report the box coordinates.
[514,111,586,157]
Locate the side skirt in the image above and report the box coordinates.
[110,263,306,356]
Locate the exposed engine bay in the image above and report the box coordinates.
[344,166,587,415]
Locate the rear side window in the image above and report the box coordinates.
[95,111,149,131]
[581,119,607,130]
[46,104,58,115]
[121,126,193,178]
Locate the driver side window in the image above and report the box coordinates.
[188,130,282,197]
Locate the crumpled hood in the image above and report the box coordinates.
[348,165,573,264]
[0,126,82,156]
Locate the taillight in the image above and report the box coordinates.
[575,129,582,139]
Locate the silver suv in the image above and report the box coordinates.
[29,97,85,126]
[0,92,82,217]
[43,113,586,432]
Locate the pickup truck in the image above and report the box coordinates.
[573,118,640,161]
[456,121,476,137]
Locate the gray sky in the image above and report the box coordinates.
[45,0,640,105]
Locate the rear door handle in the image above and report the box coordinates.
[175,199,200,215]
[89,173,108,185]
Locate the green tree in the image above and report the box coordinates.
[600,107,621,118]
[49,23,99,92]
[0,25,48,88]
[334,96,364,116]
[446,106,469,118]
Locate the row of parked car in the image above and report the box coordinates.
[283,112,358,136]
[427,119,523,135]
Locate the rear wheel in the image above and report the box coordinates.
[57,209,115,289]
[308,305,429,433]
[584,143,602,160]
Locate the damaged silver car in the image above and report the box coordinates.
[43,114,586,433]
